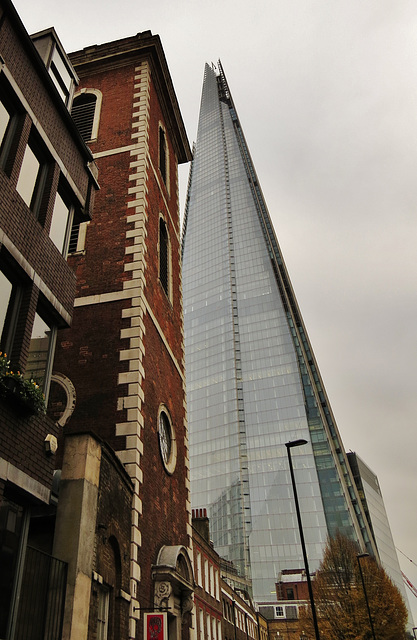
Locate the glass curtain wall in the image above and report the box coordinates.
[182,63,371,602]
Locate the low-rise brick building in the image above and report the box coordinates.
[0,0,97,635]
[192,510,269,640]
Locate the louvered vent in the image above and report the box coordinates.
[68,222,80,253]
[71,94,96,142]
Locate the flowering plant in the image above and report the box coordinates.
[0,352,46,414]
[0,352,10,376]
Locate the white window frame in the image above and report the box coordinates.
[204,558,209,594]
[97,584,110,640]
[196,551,202,587]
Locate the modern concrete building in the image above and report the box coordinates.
[182,61,376,604]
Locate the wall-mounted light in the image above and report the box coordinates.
[44,434,58,456]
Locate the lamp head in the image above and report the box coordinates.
[285,439,308,449]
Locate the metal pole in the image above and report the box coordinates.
[356,554,376,640]
[285,441,321,640]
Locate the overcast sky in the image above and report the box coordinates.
[13,0,417,622]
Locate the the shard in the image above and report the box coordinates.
[182,62,375,603]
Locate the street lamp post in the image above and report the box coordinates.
[285,439,321,640]
[356,553,376,640]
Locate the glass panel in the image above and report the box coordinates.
[0,271,13,340]
[0,101,10,147]
[16,145,40,207]
[51,48,72,94]
[26,314,51,388]
[97,586,109,640]
[50,192,70,252]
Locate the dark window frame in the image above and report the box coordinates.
[0,75,22,170]
[50,178,77,256]
[159,125,167,186]
[0,253,26,357]
[159,217,170,298]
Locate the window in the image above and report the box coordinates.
[25,311,56,399]
[97,585,110,640]
[159,217,170,298]
[0,99,10,147]
[159,126,167,186]
[215,569,220,600]
[0,262,22,355]
[196,551,202,586]
[157,407,177,474]
[0,76,19,167]
[286,587,294,600]
[49,46,73,106]
[50,188,75,254]
[275,606,284,618]
[68,221,81,253]
[68,220,88,254]
[286,606,298,620]
[204,559,209,593]
[199,609,204,640]
[206,614,211,640]
[32,31,76,107]
[71,90,102,142]
[0,271,13,340]
[16,135,48,213]
[212,616,217,640]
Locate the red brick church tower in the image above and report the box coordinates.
[51,32,193,640]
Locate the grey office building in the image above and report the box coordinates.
[348,452,413,624]
[182,62,375,603]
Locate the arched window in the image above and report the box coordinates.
[159,217,170,298]
[71,90,102,142]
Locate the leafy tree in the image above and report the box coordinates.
[299,532,408,640]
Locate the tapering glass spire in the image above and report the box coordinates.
[182,62,373,602]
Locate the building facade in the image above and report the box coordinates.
[348,452,413,626]
[50,32,193,640]
[182,61,376,604]
[0,0,97,636]
[192,510,268,640]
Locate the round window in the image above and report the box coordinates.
[158,409,177,474]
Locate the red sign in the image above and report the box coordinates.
[144,613,167,640]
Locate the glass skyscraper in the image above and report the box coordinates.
[182,62,375,603]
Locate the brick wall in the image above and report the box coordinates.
[88,442,132,640]
[51,34,191,640]
[0,398,59,491]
